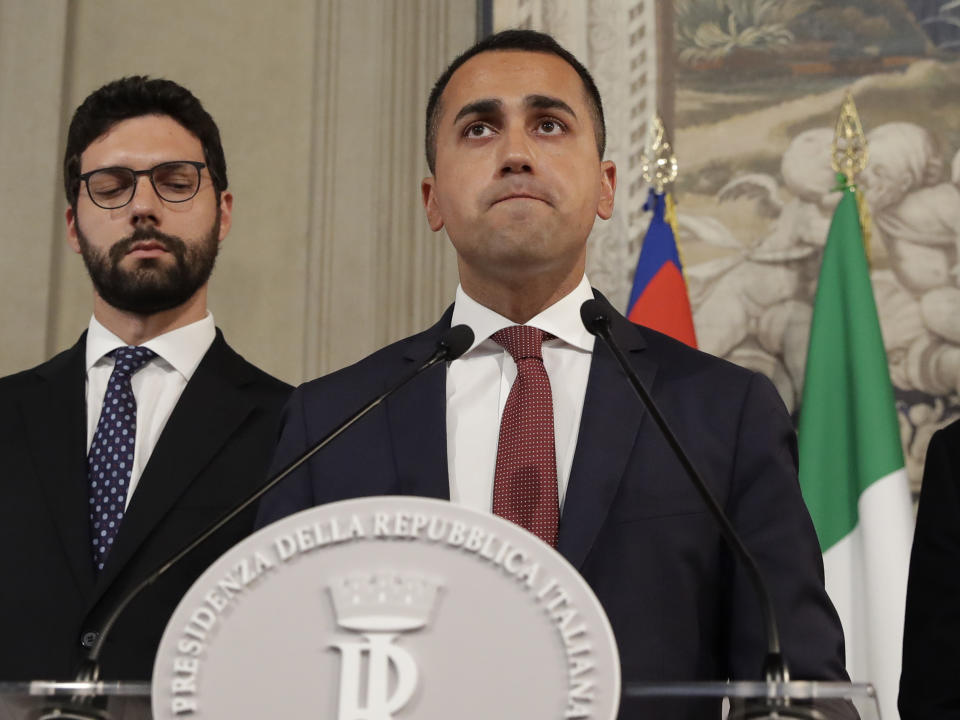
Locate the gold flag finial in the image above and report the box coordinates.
[831,91,873,263]
[640,114,678,194]
[831,91,868,181]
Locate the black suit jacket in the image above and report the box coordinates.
[257,296,846,710]
[900,418,960,719]
[0,331,291,680]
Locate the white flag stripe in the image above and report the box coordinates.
[823,531,862,675]
[823,467,913,719]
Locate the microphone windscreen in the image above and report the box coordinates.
[440,324,475,360]
[580,299,610,336]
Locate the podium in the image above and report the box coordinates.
[6,498,870,719]
[0,680,879,719]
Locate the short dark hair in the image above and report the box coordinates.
[424,29,606,174]
[63,76,227,207]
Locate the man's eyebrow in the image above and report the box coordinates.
[526,95,577,119]
[453,99,503,124]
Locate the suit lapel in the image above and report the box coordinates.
[21,337,97,597]
[558,295,657,569]
[387,309,453,500]
[92,334,256,596]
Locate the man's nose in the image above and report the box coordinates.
[127,175,162,224]
[499,126,534,175]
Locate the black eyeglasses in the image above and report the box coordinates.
[79,161,207,209]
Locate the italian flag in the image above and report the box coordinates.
[798,180,914,719]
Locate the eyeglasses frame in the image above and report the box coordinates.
[78,160,208,209]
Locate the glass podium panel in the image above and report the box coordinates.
[1,680,878,719]
[0,682,150,720]
[621,681,879,719]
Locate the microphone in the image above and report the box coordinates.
[433,323,474,363]
[580,300,821,718]
[72,324,474,687]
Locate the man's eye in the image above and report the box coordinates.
[538,119,564,135]
[158,180,193,191]
[89,174,132,197]
[94,184,125,197]
[465,123,494,138]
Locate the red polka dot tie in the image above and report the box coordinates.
[490,326,559,547]
[87,346,155,572]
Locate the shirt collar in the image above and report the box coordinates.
[85,312,217,381]
[451,275,596,356]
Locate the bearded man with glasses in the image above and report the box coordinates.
[0,76,291,681]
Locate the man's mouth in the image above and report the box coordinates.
[126,240,170,258]
[492,192,548,206]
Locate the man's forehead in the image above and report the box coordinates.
[82,114,202,167]
[440,49,586,121]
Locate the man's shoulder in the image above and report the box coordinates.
[294,320,445,403]
[0,338,85,394]
[932,416,960,447]
[926,416,960,470]
[622,315,765,390]
[610,314,791,430]
[592,290,759,390]
[207,331,294,401]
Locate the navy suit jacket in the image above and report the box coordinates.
[257,295,846,708]
[0,331,291,680]
[900,418,960,719]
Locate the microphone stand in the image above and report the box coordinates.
[580,300,827,720]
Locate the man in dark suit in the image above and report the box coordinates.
[900,417,960,719]
[0,77,290,680]
[257,30,846,697]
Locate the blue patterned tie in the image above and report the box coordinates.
[88,346,156,572]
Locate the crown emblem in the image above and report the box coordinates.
[328,571,442,632]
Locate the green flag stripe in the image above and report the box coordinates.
[798,186,904,551]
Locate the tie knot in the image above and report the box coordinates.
[491,325,553,361]
[109,346,156,377]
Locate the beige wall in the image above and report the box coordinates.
[0,0,474,384]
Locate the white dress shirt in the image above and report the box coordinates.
[446,275,595,513]
[84,313,216,509]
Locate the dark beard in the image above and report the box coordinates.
[77,213,220,315]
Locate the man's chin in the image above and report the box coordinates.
[95,269,195,315]
[488,231,560,261]
[118,252,176,271]
[477,250,569,281]
[97,289,191,315]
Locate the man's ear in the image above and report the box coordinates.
[217,191,233,244]
[597,160,617,220]
[65,206,82,254]
[421,177,444,232]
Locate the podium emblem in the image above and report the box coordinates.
[328,572,440,720]
[152,497,620,719]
